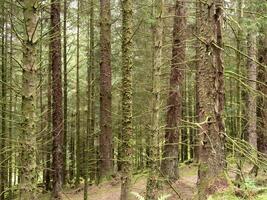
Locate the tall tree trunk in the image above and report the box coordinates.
[194,0,201,163]
[69,112,76,182]
[120,0,133,199]
[75,0,81,185]
[236,0,244,140]
[51,0,63,198]
[63,0,68,185]
[257,24,267,169]
[19,0,40,198]
[99,0,113,180]
[0,3,6,199]
[39,7,45,189]
[45,34,52,191]
[146,0,164,198]
[197,1,227,199]
[84,0,95,198]
[161,0,186,181]
[247,33,257,150]
[8,3,14,198]
[89,0,96,183]
[235,0,245,182]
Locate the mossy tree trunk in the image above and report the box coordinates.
[19,0,40,198]
[120,0,133,199]
[247,33,257,150]
[145,0,164,198]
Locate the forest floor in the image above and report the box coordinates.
[40,163,267,200]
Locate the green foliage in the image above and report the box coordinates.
[208,192,239,200]
[208,177,267,200]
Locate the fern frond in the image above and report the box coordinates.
[131,192,145,200]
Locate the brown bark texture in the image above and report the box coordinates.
[161,0,186,181]
[99,0,113,179]
[51,0,64,198]
[197,0,227,199]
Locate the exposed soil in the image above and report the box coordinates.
[60,165,198,200]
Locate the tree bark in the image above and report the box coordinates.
[161,0,186,181]
[99,0,113,180]
[63,0,68,185]
[120,0,133,199]
[197,0,227,199]
[75,0,81,185]
[19,0,40,198]
[0,3,7,199]
[146,0,164,199]
[51,0,64,198]
[257,25,267,165]
[89,0,96,183]
[247,33,257,150]
[8,4,14,198]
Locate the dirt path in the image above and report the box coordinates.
[60,166,198,200]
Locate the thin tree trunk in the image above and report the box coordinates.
[0,3,6,199]
[75,0,81,185]
[63,0,68,185]
[120,0,133,199]
[235,0,245,182]
[99,0,113,180]
[8,3,14,198]
[146,0,164,199]
[84,0,95,198]
[45,34,52,191]
[69,112,76,182]
[194,0,201,163]
[197,1,227,199]
[89,0,96,183]
[236,0,244,140]
[51,0,64,197]
[161,0,186,181]
[256,25,267,171]
[247,33,257,150]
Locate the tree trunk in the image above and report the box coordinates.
[120,0,133,199]
[161,0,186,181]
[45,32,52,191]
[194,0,201,163]
[197,1,227,199]
[257,25,267,167]
[84,0,96,198]
[236,0,244,140]
[19,0,40,198]
[51,0,64,198]
[99,0,113,180]
[146,0,164,199]
[89,0,96,183]
[8,5,14,198]
[0,3,7,199]
[63,0,68,185]
[75,0,81,185]
[247,33,257,150]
